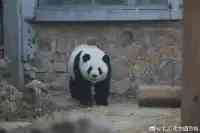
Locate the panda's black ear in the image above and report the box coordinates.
[103,55,110,64]
[82,54,91,62]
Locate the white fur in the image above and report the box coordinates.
[68,44,108,83]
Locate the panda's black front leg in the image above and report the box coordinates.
[77,80,93,106]
[94,79,110,106]
[70,77,93,106]
[69,77,80,100]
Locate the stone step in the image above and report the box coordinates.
[137,85,181,107]
[0,122,31,131]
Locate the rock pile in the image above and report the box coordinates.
[0,80,57,121]
[0,81,22,120]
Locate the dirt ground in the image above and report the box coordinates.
[0,92,181,133]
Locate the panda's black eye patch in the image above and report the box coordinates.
[98,67,103,75]
[87,66,93,74]
[82,54,90,62]
[102,55,110,64]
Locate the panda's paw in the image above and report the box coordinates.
[80,101,93,107]
[96,101,109,106]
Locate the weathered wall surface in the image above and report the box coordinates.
[25,21,183,95]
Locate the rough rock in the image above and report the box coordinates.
[23,80,49,105]
[111,78,131,95]
[24,63,39,82]
[0,59,8,69]
[25,71,36,81]
[0,122,31,131]
[0,81,22,105]
[24,63,38,72]
[48,77,66,91]
[53,62,66,72]
[25,80,48,92]
[21,80,58,118]
[0,81,22,119]
[0,58,11,80]
[24,63,32,71]
[111,59,129,81]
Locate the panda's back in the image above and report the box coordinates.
[68,44,104,80]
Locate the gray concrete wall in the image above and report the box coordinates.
[25,21,183,95]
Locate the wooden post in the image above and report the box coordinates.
[3,0,24,88]
[182,0,200,126]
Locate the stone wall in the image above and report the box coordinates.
[26,21,183,95]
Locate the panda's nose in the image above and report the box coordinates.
[92,74,98,78]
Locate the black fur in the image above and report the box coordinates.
[69,52,111,106]
[0,128,6,133]
[98,67,103,75]
[82,54,90,62]
[87,66,92,75]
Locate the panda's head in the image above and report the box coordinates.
[79,47,110,83]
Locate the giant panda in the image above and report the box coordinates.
[68,44,111,106]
